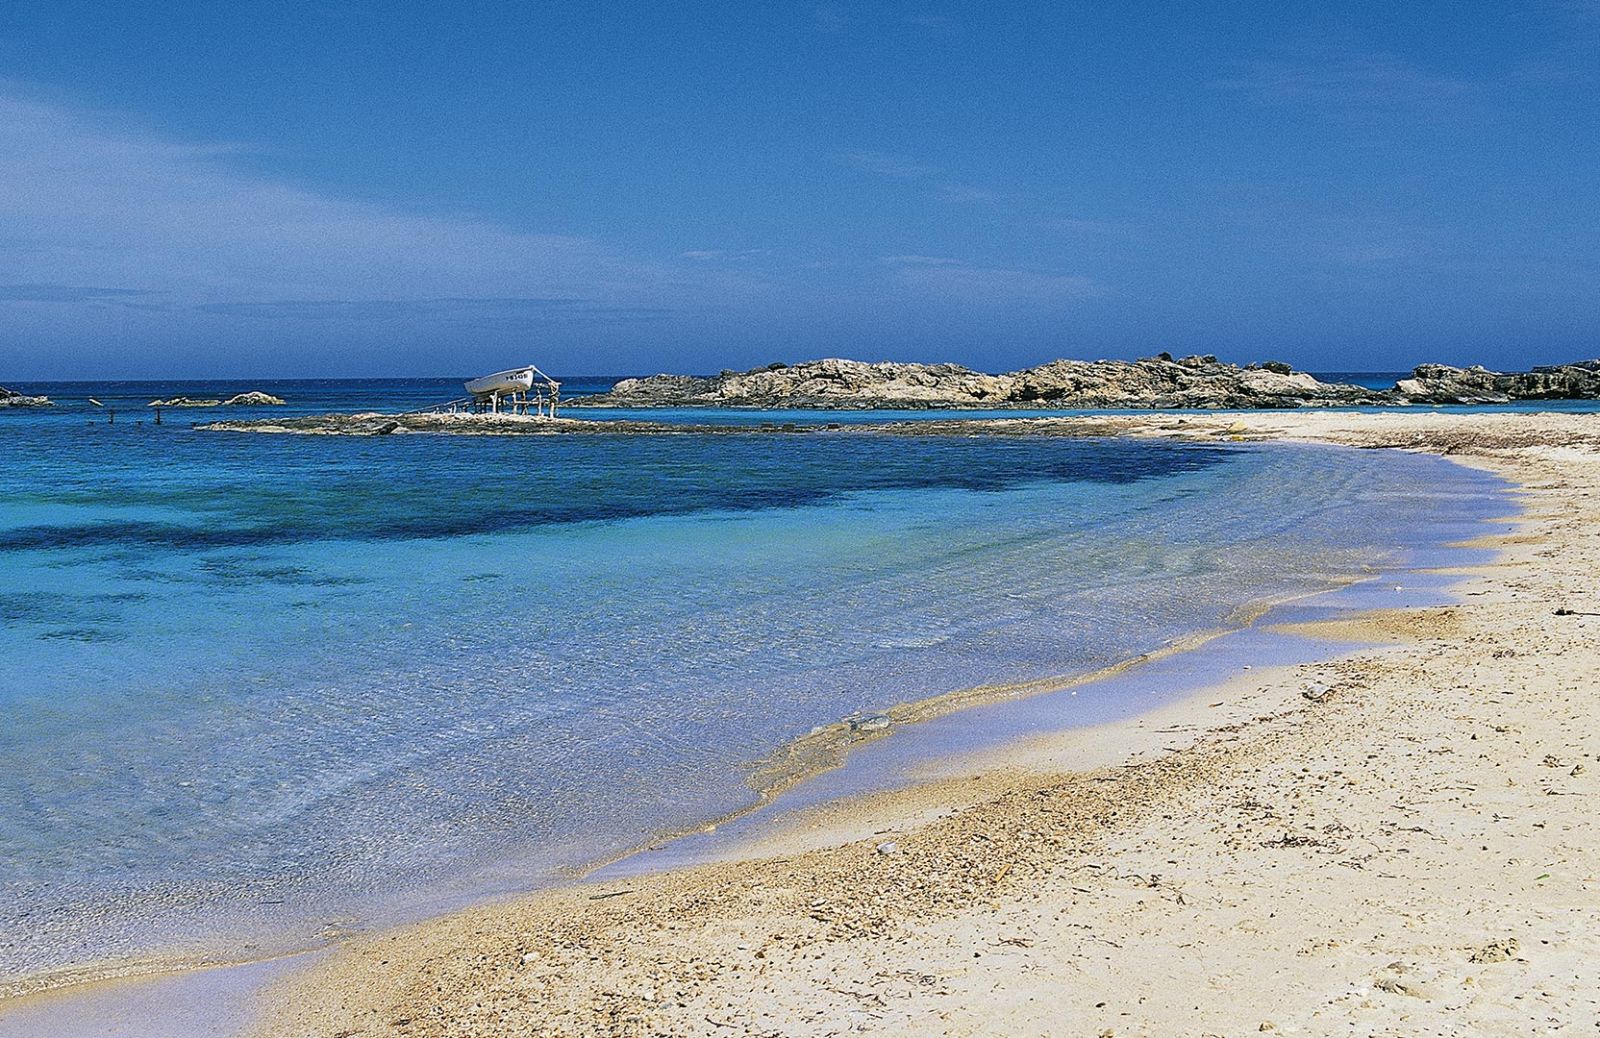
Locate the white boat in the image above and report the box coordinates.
[465,367,537,397]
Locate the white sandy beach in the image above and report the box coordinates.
[9,0,1598,1031]
[230,411,1600,1037]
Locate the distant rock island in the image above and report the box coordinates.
[0,385,50,408]
[572,356,1600,410]
[148,391,286,408]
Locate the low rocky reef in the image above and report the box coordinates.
[149,391,287,408]
[0,385,50,408]
[571,356,1600,410]
[200,412,702,436]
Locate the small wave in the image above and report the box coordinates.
[874,634,951,649]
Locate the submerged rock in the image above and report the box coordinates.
[0,385,50,408]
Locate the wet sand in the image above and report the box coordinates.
[246,411,1600,1037]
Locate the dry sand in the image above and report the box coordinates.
[240,411,1597,1036]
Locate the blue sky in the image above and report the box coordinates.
[2,1,1597,377]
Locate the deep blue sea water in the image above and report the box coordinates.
[0,378,1515,991]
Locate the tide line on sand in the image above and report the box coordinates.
[244,411,1599,1038]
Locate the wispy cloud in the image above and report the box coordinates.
[193,298,672,323]
[0,90,743,333]
[1210,199,1449,271]
[1040,217,1141,238]
[838,150,996,205]
[1301,215,1443,268]
[929,182,999,204]
[678,247,774,262]
[839,150,942,180]
[882,256,1104,304]
[0,283,162,304]
[1215,52,1471,111]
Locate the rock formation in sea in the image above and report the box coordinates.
[571,356,1600,410]
[0,385,50,408]
[148,392,286,407]
[1391,362,1600,405]
[147,397,222,407]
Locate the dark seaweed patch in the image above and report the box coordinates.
[0,437,1240,554]
[37,626,128,643]
[187,557,368,588]
[0,591,149,626]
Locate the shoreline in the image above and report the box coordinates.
[597,563,1484,885]
[629,570,1402,875]
[0,598,1399,1035]
[245,411,1598,1037]
[0,517,1453,1011]
[0,567,1481,1038]
[4,411,1590,1037]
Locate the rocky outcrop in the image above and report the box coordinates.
[1000,356,1362,409]
[1393,362,1600,405]
[575,356,1378,410]
[148,391,286,407]
[0,385,50,408]
[222,391,286,406]
[590,360,1017,408]
[574,356,1600,410]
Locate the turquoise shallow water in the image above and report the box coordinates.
[0,384,1511,990]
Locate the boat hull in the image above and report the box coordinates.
[465,368,536,396]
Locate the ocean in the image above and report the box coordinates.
[0,378,1512,991]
